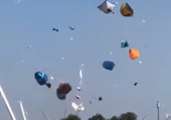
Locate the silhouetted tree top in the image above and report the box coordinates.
[118,112,137,120]
[88,113,105,120]
[61,114,81,120]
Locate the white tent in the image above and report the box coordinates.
[98,0,115,14]
[71,102,85,112]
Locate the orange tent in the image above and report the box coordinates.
[129,48,139,60]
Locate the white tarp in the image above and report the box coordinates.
[98,0,115,14]
[71,102,85,112]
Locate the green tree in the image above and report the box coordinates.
[61,114,81,120]
[88,113,105,120]
[118,112,137,120]
[110,116,119,120]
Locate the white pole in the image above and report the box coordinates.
[18,101,27,120]
[0,85,16,120]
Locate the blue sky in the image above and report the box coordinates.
[0,0,171,120]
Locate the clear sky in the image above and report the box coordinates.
[0,0,171,120]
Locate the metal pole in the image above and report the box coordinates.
[0,85,16,120]
[18,101,27,120]
[157,101,160,120]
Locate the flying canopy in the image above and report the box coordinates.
[56,83,72,100]
[98,0,115,14]
[103,61,115,71]
[120,2,134,17]
[121,40,129,48]
[129,48,140,60]
[71,102,85,112]
[34,71,51,88]
[52,28,59,32]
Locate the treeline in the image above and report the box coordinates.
[61,112,137,120]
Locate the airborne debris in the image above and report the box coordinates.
[98,0,115,14]
[121,40,129,48]
[52,28,59,32]
[129,48,140,60]
[34,71,51,88]
[56,82,72,100]
[120,2,134,17]
[103,61,115,71]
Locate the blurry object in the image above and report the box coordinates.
[34,71,51,88]
[56,83,72,100]
[0,85,16,120]
[129,48,140,60]
[52,28,59,32]
[120,2,134,17]
[71,102,85,112]
[69,26,75,30]
[121,40,129,48]
[98,0,115,14]
[134,82,138,86]
[98,97,103,101]
[103,61,115,71]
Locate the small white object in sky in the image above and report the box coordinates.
[77,86,81,91]
[109,51,113,55]
[50,76,54,80]
[61,57,65,60]
[70,37,73,40]
[79,69,83,80]
[79,64,84,85]
[139,60,142,64]
[141,19,146,23]
[71,102,85,112]
[98,0,115,14]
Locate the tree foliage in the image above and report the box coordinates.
[88,113,105,120]
[61,114,81,120]
[118,112,137,120]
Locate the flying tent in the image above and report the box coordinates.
[98,0,115,14]
[120,2,134,17]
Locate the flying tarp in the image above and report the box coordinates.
[120,2,134,17]
[129,48,140,60]
[98,0,115,14]
[34,71,51,88]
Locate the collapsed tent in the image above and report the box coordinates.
[71,102,85,112]
[69,26,75,30]
[134,82,138,86]
[120,2,134,17]
[56,83,72,100]
[129,48,140,60]
[34,71,51,88]
[52,28,59,32]
[98,0,115,14]
[103,61,115,71]
[98,97,103,101]
[121,41,129,48]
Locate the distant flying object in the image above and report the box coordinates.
[34,71,51,88]
[134,82,138,86]
[71,102,85,112]
[98,97,103,101]
[56,82,72,100]
[120,2,134,17]
[129,48,140,60]
[98,0,115,14]
[103,61,115,71]
[69,26,75,30]
[52,28,59,32]
[121,40,129,48]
